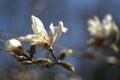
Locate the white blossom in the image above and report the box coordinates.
[87,14,117,39]
[18,15,68,48]
[4,38,22,52]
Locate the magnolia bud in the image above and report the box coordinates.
[11,52,27,61]
[87,38,103,47]
[59,49,73,59]
[36,58,52,64]
[4,38,22,52]
[21,60,33,65]
[61,62,74,72]
[108,44,119,52]
[104,56,119,65]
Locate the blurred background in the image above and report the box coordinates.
[0,0,120,80]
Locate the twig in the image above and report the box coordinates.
[0,32,18,39]
[27,45,36,59]
[48,47,59,63]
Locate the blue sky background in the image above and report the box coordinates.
[0,0,120,80]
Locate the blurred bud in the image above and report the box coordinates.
[21,60,33,65]
[36,58,53,66]
[59,49,73,59]
[83,52,99,59]
[27,45,36,53]
[27,45,36,58]
[40,61,53,67]
[104,56,119,65]
[87,38,103,47]
[107,44,119,52]
[11,52,27,61]
[4,38,22,54]
[60,62,74,72]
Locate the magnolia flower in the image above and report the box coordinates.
[87,14,120,52]
[4,38,22,52]
[18,15,68,48]
[87,14,118,40]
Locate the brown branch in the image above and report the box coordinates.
[48,47,59,63]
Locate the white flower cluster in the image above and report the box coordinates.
[87,14,119,52]
[87,14,119,40]
[18,15,68,48]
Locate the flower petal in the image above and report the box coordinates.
[17,34,40,45]
[112,22,120,42]
[102,14,113,38]
[49,21,68,46]
[49,23,54,44]
[59,21,68,33]
[31,15,48,38]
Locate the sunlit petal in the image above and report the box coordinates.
[49,21,68,46]
[31,15,48,37]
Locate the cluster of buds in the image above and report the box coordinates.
[87,14,120,52]
[3,15,74,72]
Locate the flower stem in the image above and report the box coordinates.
[48,47,59,63]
